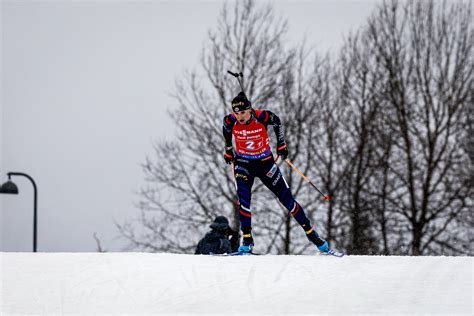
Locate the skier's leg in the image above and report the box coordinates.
[234,163,255,252]
[258,162,328,250]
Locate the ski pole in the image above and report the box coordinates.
[284,158,330,202]
[231,161,240,206]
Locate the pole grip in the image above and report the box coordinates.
[227,70,239,77]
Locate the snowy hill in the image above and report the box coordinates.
[1,253,472,315]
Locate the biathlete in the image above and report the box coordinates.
[222,91,330,254]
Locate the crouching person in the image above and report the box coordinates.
[195,216,240,255]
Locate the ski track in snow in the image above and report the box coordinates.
[0,252,472,315]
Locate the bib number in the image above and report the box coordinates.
[238,138,263,151]
[245,141,256,150]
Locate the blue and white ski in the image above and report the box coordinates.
[213,251,260,256]
[212,250,344,257]
[320,249,345,257]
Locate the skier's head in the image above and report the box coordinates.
[231,92,251,113]
[232,92,253,124]
[210,216,230,232]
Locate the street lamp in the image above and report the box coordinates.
[0,172,38,252]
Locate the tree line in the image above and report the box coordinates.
[118,0,473,256]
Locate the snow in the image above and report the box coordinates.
[1,253,472,315]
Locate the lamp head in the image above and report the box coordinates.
[0,180,19,194]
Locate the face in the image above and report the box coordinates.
[234,109,252,124]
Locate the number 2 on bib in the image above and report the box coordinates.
[245,141,256,150]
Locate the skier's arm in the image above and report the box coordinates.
[260,110,288,158]
[265,110,286,147]
[222,115,236,148]
[222,115,236,164]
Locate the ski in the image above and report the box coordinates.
[320,249,345,257]
[213,250,343,257]
[212,251,261,256]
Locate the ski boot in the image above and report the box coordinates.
[306,228,344,257]
[305,228,329,253]
[238,233,254,253]
[317,241,329,252]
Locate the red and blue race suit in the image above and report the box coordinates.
[222,109,315,237]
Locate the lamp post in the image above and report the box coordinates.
[0,172,38,252]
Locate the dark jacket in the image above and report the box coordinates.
[195,229,239,255]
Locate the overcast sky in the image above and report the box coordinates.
[1,0,381,252]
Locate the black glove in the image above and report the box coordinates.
[224,147,235,164]
[277,144,289,160]
[227,227,238,238]
[228,229,240,252]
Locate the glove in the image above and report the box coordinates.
[227,227,238,238]
[228,228,240,252]
[277,144,289,160]
[224,147,235,164]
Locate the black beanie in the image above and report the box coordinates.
[231,92,252,113]
[210,216,230,231]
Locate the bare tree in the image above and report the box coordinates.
[270,48,340,254]
[93,233,107,252]
[330,29,388,255]
[118,0,320,254]
[297,53,350,251]
[361,0,473,255]
[312,0,472,256]
[118,0,472,257]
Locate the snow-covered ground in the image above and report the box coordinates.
[1,253,472,315]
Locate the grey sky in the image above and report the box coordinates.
[1,0,380,252]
